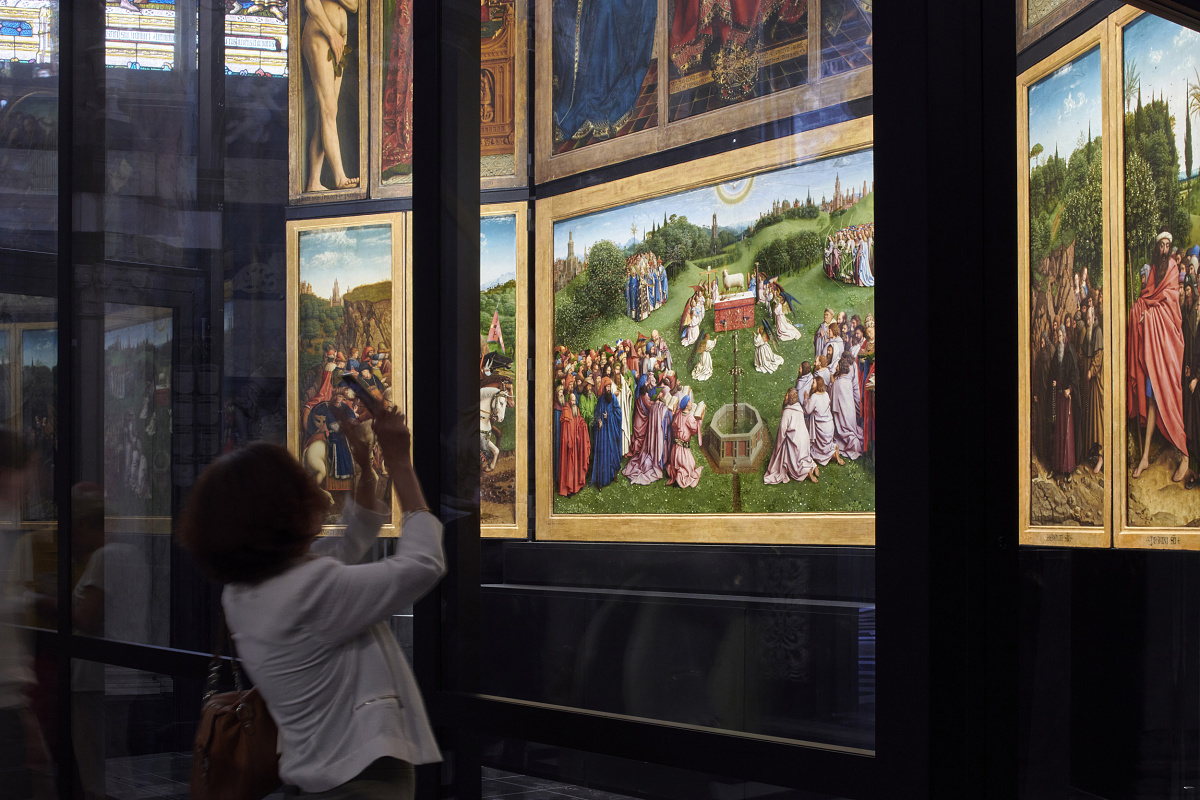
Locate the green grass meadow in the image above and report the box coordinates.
[552,207,875,515]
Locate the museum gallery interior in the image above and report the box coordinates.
[3,0,1200,798]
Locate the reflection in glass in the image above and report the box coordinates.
[0,1,57,253]
[71,663,188,800]
[226,0,289,77]
[19,325,55,522]
[820,0,872,79]
[103,305,173,520]
[104,0,177,71]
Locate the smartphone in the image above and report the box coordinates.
[340,372,386,418]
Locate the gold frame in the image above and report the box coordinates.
[286,213,413,537]
[289,0,370,204]
[534,0,873,185]
[1015,22,1112,547]
[534,118,875,544]
[6,321,57,528]
[1108,6,1200,549]
[481,0,530,191]
[481,201,529,538]
[369,0,412,199]
[1018,0,1095,53]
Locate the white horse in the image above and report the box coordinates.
[301,412,379,508]
[302,436,334,507]
[722,268,746,292]
[479,385,510,471]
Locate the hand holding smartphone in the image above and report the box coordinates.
[340,372,385,418]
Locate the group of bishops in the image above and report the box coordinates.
[624,252,669,322]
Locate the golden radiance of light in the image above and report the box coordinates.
[715,177,754,205]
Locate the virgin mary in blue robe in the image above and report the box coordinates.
[590,389,624,488]
[552,0,657,143]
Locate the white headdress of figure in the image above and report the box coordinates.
[1157,231,1174,244]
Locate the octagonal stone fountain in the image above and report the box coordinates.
[705,402,766,473]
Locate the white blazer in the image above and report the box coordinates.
[223,499,445,792]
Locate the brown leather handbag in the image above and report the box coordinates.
[191,618,282,800]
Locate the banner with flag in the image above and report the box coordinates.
[487,307,506,354]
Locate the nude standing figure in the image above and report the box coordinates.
[302,0,360,192]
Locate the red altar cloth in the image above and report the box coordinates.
[714,293,756,332]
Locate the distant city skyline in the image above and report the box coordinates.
[299,224,393,299]
[1124,14,1199,179]
[22,329,56,368]
[554,149,874,260]
[1028,45,1102,170]
[481,213,518,289]
[106,318,171,350]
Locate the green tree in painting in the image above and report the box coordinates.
[573,240,627,322]
[1186,111,1194,184]
[1063,155,1104,290]
[1124,59,1140,112]
[1125,151,1159,306]
[1030,142,1044,167]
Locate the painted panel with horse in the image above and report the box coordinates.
[286,213,409,534]
[480,204,529,537]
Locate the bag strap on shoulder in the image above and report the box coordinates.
[203,610,249,704]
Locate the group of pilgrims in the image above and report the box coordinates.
[623,252,670,322]
[552,330,708,495]
[1031,268,1104,482]
[824,222,875,288]
[551,305,877,496]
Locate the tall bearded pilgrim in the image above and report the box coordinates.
[1128,230,1188,481]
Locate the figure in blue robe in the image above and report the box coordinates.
[552,0,657,143]
[590,391,624,488]
[659,399,674,469]
[318,401,357,481]
[857,241,874,287]
[626,273,636,317]
[660,266,668,303]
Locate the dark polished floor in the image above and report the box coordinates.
[101,755,637,800]
[483,767,636,800]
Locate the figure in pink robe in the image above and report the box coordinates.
[1129,230,1188,479]
[627,376,652,458]
[666,398,704,488]
[830,365,863,460]
[623,391,671,484]
[764,389,817,484]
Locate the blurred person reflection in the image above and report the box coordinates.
[29,484,150,800]
[0,428,53,800]
[177,406,445,800]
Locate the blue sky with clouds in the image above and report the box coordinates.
[1124,14,1200,179]
[480,213,518,288]
[299,224,393,300]
[22,329,55,368]
[553,149,874,260]
[1028,46,1102,169]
